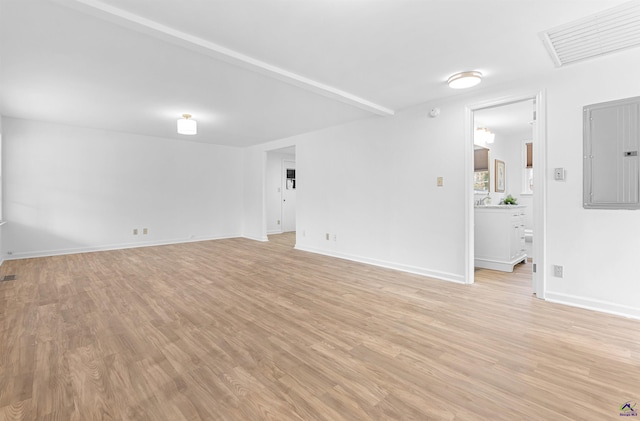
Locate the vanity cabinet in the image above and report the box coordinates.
[474,205,526,272]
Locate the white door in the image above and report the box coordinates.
[282,160,296,232]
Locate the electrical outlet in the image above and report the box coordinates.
[133,228,138,235]
[143,228,148,235]
[326,233,330,240]
[437,176,444,187]
[553,265,564,278]
[277,220,280,225]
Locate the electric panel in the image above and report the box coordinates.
[584,96,640,209]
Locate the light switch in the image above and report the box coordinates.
[437,176,444,187]
[554,168,565,181]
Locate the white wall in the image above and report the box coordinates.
[502,133,526,202]
[242,147,268,241]
[542,51,640,318]
[484,132,509,205]
[250,47,640,318]
[266,151,295,234]
[286,108,468,283]
[2,118,244,258]
[488,131,534,229]
[0,115,3,266]
[506,135,534,232]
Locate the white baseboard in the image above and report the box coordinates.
[545,291,640,320]
[242,235,269,242]
[295,245,466,284]
[3,233,243,260]
[267,229,283,235]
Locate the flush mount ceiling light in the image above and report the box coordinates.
[475,127,495,144]
[177,113,197,135]
[447,71,482,89]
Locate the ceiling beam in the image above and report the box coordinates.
[52,0,395,116]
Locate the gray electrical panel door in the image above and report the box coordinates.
[584,96,640,209]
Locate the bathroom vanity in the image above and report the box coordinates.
[474,205,526,272]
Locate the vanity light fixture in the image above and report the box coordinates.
[475,127,495,144]
[447,71,482,89]
[177,113,197,135]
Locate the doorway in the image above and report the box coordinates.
[266,146,296,236]
[466,93,546,298]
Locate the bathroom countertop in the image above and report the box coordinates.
[474,204,527,209]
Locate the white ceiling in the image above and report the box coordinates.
[0,0,630,146]
[475,100,534,139]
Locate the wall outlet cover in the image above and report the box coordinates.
[553,265,564,278]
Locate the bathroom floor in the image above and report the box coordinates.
[475,259,534,295]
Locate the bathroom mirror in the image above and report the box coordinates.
[474,146,490,192]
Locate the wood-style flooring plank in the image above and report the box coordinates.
[0,232,638,420]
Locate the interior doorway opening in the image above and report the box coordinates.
[466,93,546,298]
[266,146,296,243]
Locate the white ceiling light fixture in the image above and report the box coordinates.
[475,127,495,144]
[447,71,482,89]
[177,113,197,135]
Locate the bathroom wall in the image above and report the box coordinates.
[474,133,524,203]
[501,131,533,227]
[475,125,534,231]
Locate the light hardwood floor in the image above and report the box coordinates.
[0,232,638,420]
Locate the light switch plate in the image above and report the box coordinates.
[437,176,444,187]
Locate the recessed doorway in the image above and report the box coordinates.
[466,93,546,298]
[266,146,296,237]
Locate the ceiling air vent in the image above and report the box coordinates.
[540,1,640,67]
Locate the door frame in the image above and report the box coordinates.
[281,159,296,233]
[464,91,547,298]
